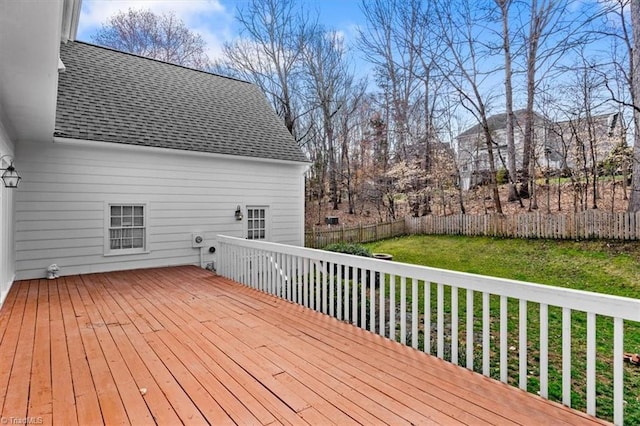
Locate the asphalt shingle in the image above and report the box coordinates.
[55,41,308,163]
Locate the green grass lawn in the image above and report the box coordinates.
[364,235,640,423]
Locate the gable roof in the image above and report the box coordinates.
[457,109,548,138]
[54,41,308,163]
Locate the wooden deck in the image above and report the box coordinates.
[0,266,608,425]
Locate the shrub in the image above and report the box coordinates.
[323,242,372,257]
[496,168,509,185]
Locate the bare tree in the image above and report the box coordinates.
[430,0,503,214]
[92,8,210,69]
[217,0,315,139]
[357,0,423,162]
[496,0,521,204]
[628,0,640,212]
[519,0,584,200]
[584,0,639,211]
[337,82,368,215]
[303,27,355,211]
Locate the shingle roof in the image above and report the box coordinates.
[55,41,308,163]
[457,109,547,138]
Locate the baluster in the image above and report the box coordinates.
[329,262,335,317]
[296,256,302,304]
[586,312,596,416]
[466,289,474,370]
[275,251,279,293]
[262,250,267,292]
[411,278,418,349]
[361,268,367,329]
[562,307,571,406]
[312,261,318,309]
[437,283,444,358]
[369,269,376,333]
[614,317,624,426]
[390,274,396,341]
[344,274,350,323]
[351,268,358,326]
[253,250,259,290]
[540,303,549,398]
[337,264,343,320]
[287,254,293,301]
[400,276,407,344]
[379,273,386,338]
[520,299,528,389]
[321,261,327,314]
[499,296,508,382]
[451,286,459,364]
[483,292,490,376]
[303,257,309,308]
[424,282,431,354]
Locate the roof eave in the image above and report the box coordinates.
[53,136,311,167]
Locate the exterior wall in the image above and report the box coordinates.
[15,140,307,280]
[0,117,16,305]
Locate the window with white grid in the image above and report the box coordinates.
[247,207,267,240]
[107,204,146,254]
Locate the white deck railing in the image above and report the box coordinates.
[216,235,640,425]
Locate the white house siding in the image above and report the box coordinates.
[14,140,307,280]
[0,119,16,305]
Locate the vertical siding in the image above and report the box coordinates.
[15,141,306,280]
[0,120,16,305]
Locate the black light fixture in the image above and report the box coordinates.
[0,155,21,188]
[235,205,243,221]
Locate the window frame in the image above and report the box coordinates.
[246,206,270,241]
[104,202,149,256]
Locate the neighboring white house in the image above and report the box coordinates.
[456,110,548,190]
[0,0,309,304]
[457,109,622,190]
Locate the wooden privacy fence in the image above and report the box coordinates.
[306,211,640,247]
[305,219,407,248]
[406,210,640,240]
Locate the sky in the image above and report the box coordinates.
[77,0,366,61]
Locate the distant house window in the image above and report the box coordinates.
[106,204,147,254]
[247,207,267,240]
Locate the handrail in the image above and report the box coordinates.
[218,235,640,320]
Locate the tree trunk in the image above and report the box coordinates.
[628,0,640,211]
[497,0,519,203]
[521,0,542,200]
[482,126,503,214]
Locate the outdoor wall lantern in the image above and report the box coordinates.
[0,155,21,188]
[235,205,243,221]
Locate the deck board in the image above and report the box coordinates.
[0,265,610,425]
